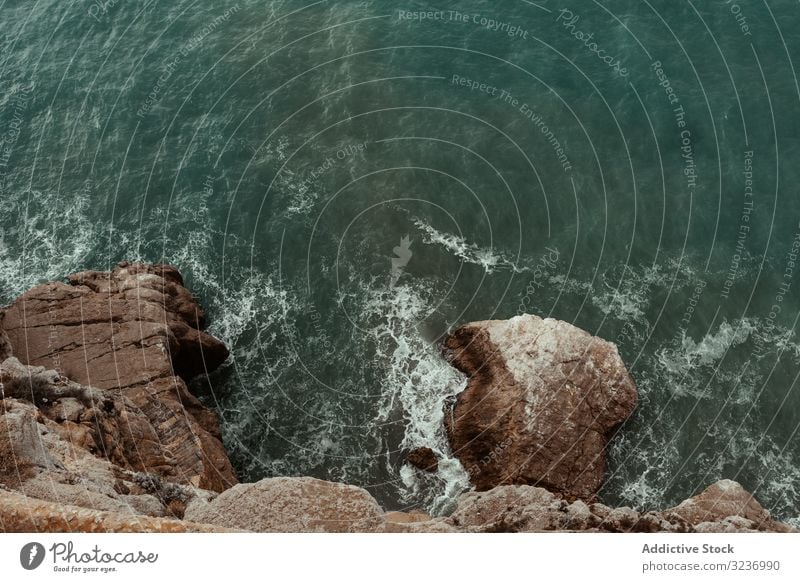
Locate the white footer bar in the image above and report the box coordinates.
[2,533,798,581]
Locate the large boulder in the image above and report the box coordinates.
[443,314,637,500]
[185,477,385,533]
[1,262,235,492]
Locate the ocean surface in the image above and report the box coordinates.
[1,0,799,521]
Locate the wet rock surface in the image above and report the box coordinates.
[1,262,235,492]
[443,314,638,500]
[405,447,439,473]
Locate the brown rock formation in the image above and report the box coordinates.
[1,262,235,492]
[444,485,687,532]
[405,447,439,472]
[0,488,239,533]
[2,268,794,534]
[440,480,794,533]
[184,477,385,533]
[0,363,215,519]
[443,314,637,500]
[0,397,54,485]
[662,480,792,532]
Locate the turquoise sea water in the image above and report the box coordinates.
[1,0,799,520]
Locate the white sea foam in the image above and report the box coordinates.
[605,311,800,518]
[618,470,663,509]
[655,319,757,385]
[678,319,757,366]
[652,317,800,402]
[159,202,474,514]
[411,217,526,274]
[551,259,698,328]
[362,278,471,515]
[606,424,683,510]
[0,189,98,304]
[163,213,301,384]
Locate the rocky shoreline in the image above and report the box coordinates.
[0,263,794,533]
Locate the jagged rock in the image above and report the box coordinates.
[0,263,237,526]
[1,357,109,408]
[0,399,57,485]
[425,480,795,533]
[1,262,235,492]
[443,314,637,500]
[664,480,792,533]
[405,447,439,472]
[0,488,240,533]
[447,485,571,532]
[601,506,656,532]
[1,358,144,484]
[17,473,165,516]
[0,393,205,518]
[693,516,763,533]
[185,477,385,533]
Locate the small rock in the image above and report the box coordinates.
[405,447,439,472]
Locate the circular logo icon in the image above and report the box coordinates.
[20,542,46,570]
